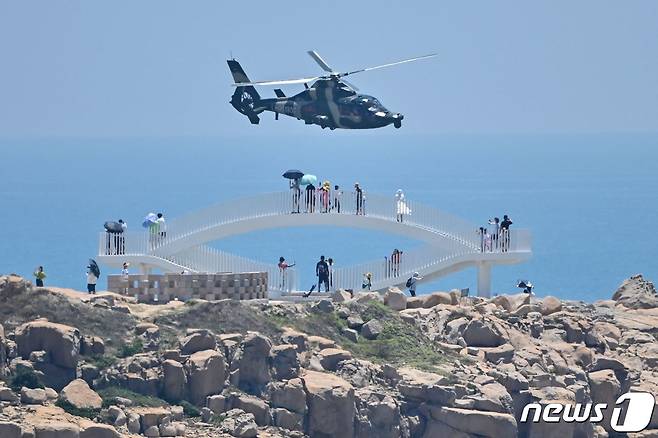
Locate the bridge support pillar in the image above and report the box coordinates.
[477,262,492,298]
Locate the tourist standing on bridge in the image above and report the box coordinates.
[290,177,301,213]
[305,183,316,213]
[278,257,295,289]
[355,182,364,215]
[501,215,513,252]
[391,249,403,276]
[488,217,500,250]
[156,213,167,241]
[33,266,46,287]
[320,181,331,213]
[395,189,410,222]
[333,185,342,213]
[316,255,330,292]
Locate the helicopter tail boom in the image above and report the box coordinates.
[228,59,262,124]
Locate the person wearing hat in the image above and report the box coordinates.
[407,272,423,297]
[320,181,331,213]
[355,182,364,215]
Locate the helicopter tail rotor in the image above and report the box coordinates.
[228,59,263,124]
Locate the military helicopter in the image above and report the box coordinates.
[227,51,436,130]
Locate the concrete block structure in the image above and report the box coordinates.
[107,272,268,303]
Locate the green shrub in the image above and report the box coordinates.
[118,338,144,358]
[179,400,201,417]
[8,367,43,391]
[55,399,99,420]
[87,354,118,370]
[98,386,168,408]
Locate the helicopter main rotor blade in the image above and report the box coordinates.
[232,76,322,87]
[307,50,334,73]
[341,53,437,77]
[342,79,359,91]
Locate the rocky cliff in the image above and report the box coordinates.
[0,273,657,437]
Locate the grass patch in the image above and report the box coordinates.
[56,399,99,420]
[118,338,144,358]
[98,386,168,408]
[86,354,118,370]
[8,367,44,391]
[276,301,453,372]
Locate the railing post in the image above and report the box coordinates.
[476,262,492,298]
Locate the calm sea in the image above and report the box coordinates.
[1,133,657,302]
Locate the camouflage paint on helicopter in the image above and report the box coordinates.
[227,51,436,130]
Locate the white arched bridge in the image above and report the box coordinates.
[97,191,532,297]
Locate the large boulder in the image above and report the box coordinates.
[268,378,307,414]
[463,319,505,347]
[427,406,517,438]
[396,368,456,406]
[303,370,356,438]
[422,292,455,308]
[361,319,383,340]
[59,379,102,410]
[21,387,48,405]
[233,333,272,392]
[0,324,7,377]
[162,359,187,402]
[612,274,658,309]
[33,422,81,437]
[588,369,622,432]
[79,420,121,438]
[270,344,299,380]
[384,287,407,311]
[539,296,562,315]
[15,321,81,369]
[355,388,401,438]
[179,330,216,355]
[231,394,271,426]
[491,293,530,312]
[318,348,353,371]
[219,409,258,438]
[0,422,21,438]
[186,349,227,404]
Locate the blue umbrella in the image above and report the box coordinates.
[300,174,318,186]
[142,212,157,228]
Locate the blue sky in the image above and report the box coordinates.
[1,1,657,138]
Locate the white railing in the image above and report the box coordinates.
[97,192,531,294]
[154,191,484,250]
[333,239,475,291]
[168,245,299,295]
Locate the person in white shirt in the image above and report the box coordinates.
[407,272,422,297]
[156,213,166,241]
[87,270,98,294]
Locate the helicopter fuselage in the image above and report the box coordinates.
[243,78,403,130]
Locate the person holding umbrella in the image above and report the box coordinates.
[87,259,100,294]
[283,170,304,214]
[143,213,158,247]
[33,266,46,287]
